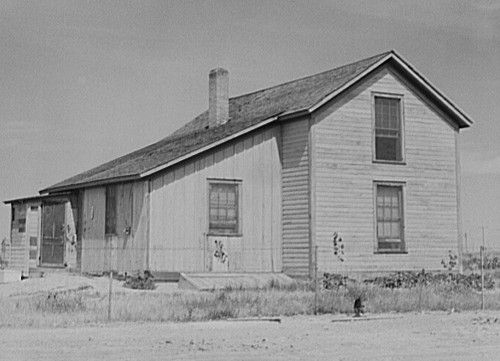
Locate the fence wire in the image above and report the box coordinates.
[464,227,500,253]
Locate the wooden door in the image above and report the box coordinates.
[41,203,66,266]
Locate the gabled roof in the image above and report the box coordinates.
[41,50,473,194]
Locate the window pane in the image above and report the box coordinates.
[391,222,400,237]
[392,206,400,219]
[376,137,399,161]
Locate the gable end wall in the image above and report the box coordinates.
[312,68,460,273]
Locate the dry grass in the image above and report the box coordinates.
[1,281,499,328]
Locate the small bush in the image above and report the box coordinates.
[363,270,494,291]
[463,254,500,271]
[322,273,354,290]
[123,270,156,290]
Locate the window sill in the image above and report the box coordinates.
[373,160,406,166]
[374,250,408,255]
[207,233,242,237]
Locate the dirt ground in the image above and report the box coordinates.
[1,311,499,361]
[1,274,499,360]
[0,272,180,298]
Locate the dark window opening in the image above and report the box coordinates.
[105,185,117,235]
[12,205,26,233]
[18,219,26,233]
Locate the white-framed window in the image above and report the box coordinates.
[373,95,404,162]
[208,180,241,235]
[375,182,405,252]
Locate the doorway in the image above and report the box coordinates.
[41,203,66,266]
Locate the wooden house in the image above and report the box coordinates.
[4,51,473,278]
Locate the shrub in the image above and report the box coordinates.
[362,269,494,291]
[322,273,353,290]
[463,254,500,271]
[123,270,156,290]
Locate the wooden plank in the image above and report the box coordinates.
[81,187,106,273]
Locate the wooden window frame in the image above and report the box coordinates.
[373,182,406,253]
[207,179,242,236]
[105,185,117,235]
[372,93,405,164]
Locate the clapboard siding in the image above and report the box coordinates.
[27,205,40,269]
[149,125,282,273]
[312,67,459,273]
[8,204,30,274]
[281,117,311,277]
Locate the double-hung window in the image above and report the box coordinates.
[209,181,240,235]
[375,184,405,252]
[374,96,403,162]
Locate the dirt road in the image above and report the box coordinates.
[1,311,499,360]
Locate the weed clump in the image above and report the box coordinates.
[463,254,500,271]
[34,292,86,313]
[123,271,156,290]
[362,270,494,291]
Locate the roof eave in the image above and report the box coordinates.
[40,174,142,194]
[308,51,473,129]
[140,115,280,178]
[389,52,473,128]
[308,53,394,113]
[4,192,73,205]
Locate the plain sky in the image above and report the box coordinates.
[1,0,499,251]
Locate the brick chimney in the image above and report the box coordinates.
[209,68,229,127]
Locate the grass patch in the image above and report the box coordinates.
[1,280,499,328]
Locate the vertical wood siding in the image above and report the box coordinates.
[281,117,311,277]
[312,67,460,273]
[81,187,106,272]
[80,182,149,273]
[149,126,282,273]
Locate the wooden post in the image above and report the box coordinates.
[108,239,113,322]
[482,226,486,249]
[314,245,318,315]
[108,270,113,321]
[480,246,485,311]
